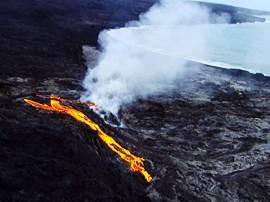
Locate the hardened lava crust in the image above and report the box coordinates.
[1,62,270,201]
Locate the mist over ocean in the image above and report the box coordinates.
[195,21,270,76]
[109,21,270,76]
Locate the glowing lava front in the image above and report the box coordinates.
[24,96,152,183]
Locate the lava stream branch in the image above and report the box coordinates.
[24,96,152,183]
[50,95,97,109]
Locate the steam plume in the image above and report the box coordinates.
[81,0,211,114]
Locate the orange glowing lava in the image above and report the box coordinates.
[24,96,152,183]
[51,95,97,109]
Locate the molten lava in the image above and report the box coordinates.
[50,96,97,109]
[24,96,152,183]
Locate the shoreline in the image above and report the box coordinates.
[190,59,270,78]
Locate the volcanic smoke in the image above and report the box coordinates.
[81,0,212,115]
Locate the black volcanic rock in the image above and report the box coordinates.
[0,0,156,79]
[1,59,270,202]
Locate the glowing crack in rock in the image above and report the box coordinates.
[24,96,152,183]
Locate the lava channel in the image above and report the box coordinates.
[24,96,152,183]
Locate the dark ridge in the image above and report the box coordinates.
[194,1,269,23]
[196,1,270,16]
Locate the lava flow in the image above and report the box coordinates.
[24,96,152,183]
[50,95,97,109]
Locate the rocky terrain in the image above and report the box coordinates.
[1,0,270,202]
[120,63,270,201]
[1,60,270,201]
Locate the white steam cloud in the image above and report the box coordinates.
[81,0,213,115]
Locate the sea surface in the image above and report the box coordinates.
[108,19,270,76]
[194,21,270,76]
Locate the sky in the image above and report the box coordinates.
[194,0,270,11]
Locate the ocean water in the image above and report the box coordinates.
[194,22,270,76]
[108,21,270,76]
